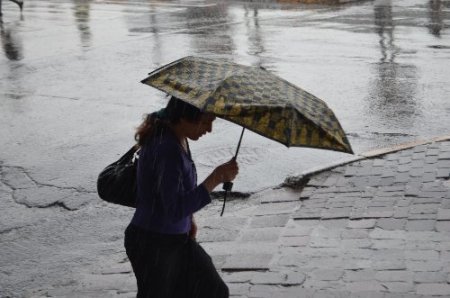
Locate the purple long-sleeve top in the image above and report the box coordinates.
[130,128,211,234]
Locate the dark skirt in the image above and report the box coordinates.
[124,224,229,298]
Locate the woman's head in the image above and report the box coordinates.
[164,96,203,124]
[135,96,216,145]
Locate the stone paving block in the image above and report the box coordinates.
[368,199,395,208]
[282,222,314,237]
[348,219,376,229]
[425,155,439,164]
[249,215,290,228]
[408,213,437,220]
[202,241,279,256]
[292,211,322,220]
[280,236,310,247]
[343,248,374,260]
[302,200,328,209]
[277,253,308,268]
[362,207,394,218]
[438,150,450,160]
[264,286,316,298]
[380,282,414,293]
[376,218,407,230]
[406,260,443,271]
[417,283,450,296]
[372,239,405,249]
[313,289,351,298]
[413,196,443,204]
[370,228,406,239]
[341,229,369,239]
[441,200,450,208]
[309,237,341,248]
[341,239,373,249]
[409,203,439,214]
[441,251,450,262]
[414,271,448,283]
[319,219,348,229]
[372,260,407,271]
[250,202,299,216]
[405,250,439,261]
[405,240,439,250]
[343,269,376,282]
[395,172,411,183]
[343,259,373,270]
[396,198,412,207]
[437,168,450,178]
[228,282,251,296]
[247,284,276,298]
[222,271,255,283]
[284,271,307,285]
[436,221,450,232]
[437,209,450,220]
[251,271,285,285]
[437,160,450,168]
[406,220,436,231]
[421,172,437,183]
[321,207,351,219]
[346,281,385,292]
[259,188,301,204]
[407,231,450,242]
[197,229,241,242]
[311,269,344,281]
[222,253,273,271]
[240,228,283,242]
[350,292,385,298]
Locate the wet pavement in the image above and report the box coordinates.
[2,134,449,297]
[1,0,450,191]
[1,0,450,297]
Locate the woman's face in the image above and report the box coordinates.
[181,113,216,141]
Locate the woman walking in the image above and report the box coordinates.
[125,96,238,298]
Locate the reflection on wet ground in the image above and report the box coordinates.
[0,0,449,191]
[0,21,23,61]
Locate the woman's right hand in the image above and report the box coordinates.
[213,158,239,183]
[202,158,239,193]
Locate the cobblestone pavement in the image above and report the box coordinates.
[1,139,450,297]
[199,138,450,298]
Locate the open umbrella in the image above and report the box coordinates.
[141,56,353,214]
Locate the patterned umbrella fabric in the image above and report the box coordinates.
[141,56,353,154]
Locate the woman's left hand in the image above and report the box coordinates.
[189,216,198,240]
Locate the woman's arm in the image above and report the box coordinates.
[201,158,239,193]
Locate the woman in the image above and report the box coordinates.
[125,96,238,298]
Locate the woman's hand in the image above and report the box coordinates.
[201,158,239,193]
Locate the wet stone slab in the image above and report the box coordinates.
[222,253,273,272]
[249,214,290,228]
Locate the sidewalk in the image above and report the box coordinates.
[12,137,450,298]
[197,137,450,297]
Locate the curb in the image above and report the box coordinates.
[282,134,450,187]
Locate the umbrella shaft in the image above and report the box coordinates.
[234,127,245,159]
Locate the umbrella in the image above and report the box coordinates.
[141,56,353,214]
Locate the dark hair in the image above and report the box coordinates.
[135,96,204,146]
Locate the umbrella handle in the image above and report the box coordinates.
[223,181,233,191]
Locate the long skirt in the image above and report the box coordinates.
[124,224,229,298]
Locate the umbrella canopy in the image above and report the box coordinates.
[141,56,353,154]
